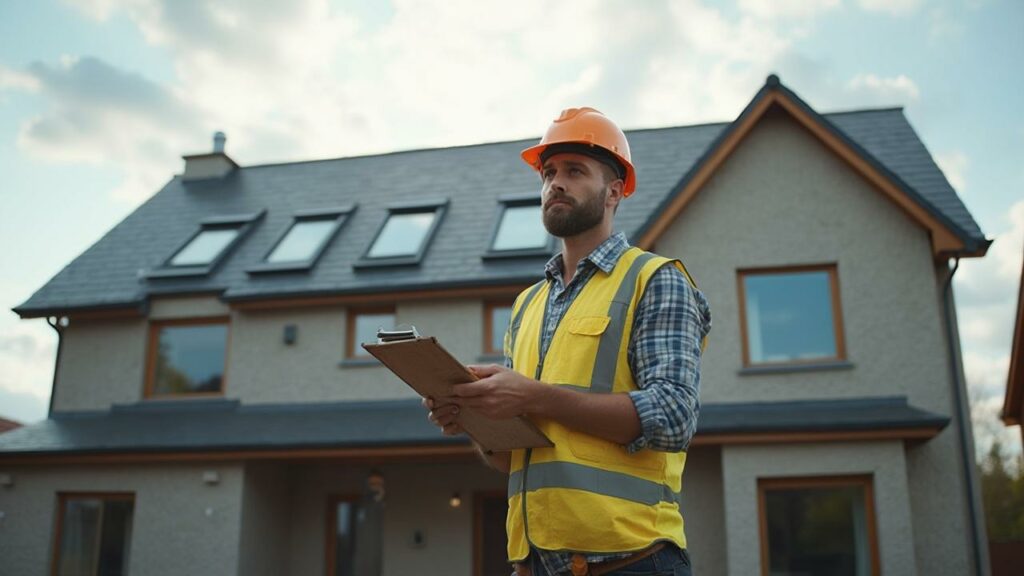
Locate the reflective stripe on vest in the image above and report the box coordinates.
[508,461,682,507]
[590,252,657,393]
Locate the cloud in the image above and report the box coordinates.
[0,318,55,426]
[12,55,204,201]
[0,64,41,92]
[935,150,969,192]
[858,0,922,16]
[739,0,840,20]
[956,200,1024,465]
[845,73,920,106]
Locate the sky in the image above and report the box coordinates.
[0,0,1022,463]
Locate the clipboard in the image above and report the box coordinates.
[361,330,552,453]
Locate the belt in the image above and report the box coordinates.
[513,543,667,576]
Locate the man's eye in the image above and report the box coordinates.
[570,168,582,175]
[543,170,555,179]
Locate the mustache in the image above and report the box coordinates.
[544,194,575,209]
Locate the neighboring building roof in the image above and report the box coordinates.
[0,417,22,434]
[13,76,989,318]
[0,396,947,461]
[1003,241,1024,428]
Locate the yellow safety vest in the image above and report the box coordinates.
[505,247,700,561]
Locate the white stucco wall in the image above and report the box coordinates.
[721,441,916,576]
[679,446,726,576]
[237,462,291,576]
[0,462,244,576]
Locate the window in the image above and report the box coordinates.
[759,476,879,576]
[53,493,134,576]
[737,265,846,366]
[483,302,513,356]
[474,492,509,576]
[169,227,241,266]
[145,318,229,397]
[486,197,551,256]
[347,308,396,359]
[357,200,447,267]
[149,211,265,278]
[248,206,354,273]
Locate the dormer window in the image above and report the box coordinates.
[148,211,264,278]
[356,200,447,268]
[169,227,241,266]
[484,195,553,258]
[247,206,354,274]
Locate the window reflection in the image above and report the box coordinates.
[152,323,228,395]
[169,227,240,266]
[367,212,436,258]
[492,204,548,251]
[267,218,338,263]
[743,269,838,364]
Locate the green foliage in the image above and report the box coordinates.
[980,441,1024,542]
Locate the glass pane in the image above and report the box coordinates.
[334,501,358,576]
[266,218,338,263]
[367,211,436,258]
[57,499,102,576]
[489,306,512,353]
[169,227,240,266]
[153,324,228,395]
[353,313,395,357]
[765,485,869,576]
[744,270,837,363]
[97,500,134,576]
[492,204,548,251]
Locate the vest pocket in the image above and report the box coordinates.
[568,431,666,472]
[567,315,611,335]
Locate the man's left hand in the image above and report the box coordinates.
[447,364,546,419]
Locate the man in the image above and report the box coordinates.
[426,107,711,576]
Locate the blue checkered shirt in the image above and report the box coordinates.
[505,232,712,575]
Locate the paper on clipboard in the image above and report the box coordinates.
[361,335,552,453]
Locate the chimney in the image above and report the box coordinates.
[182,131,238,182]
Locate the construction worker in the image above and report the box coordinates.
[425,107,710,575]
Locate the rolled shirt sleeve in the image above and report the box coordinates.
[626,263,712,453]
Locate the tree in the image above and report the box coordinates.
[980,441,1024,541]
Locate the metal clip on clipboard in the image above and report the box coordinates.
[376,325,420,343]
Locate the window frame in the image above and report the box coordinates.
[345,307,396,360]
[51,492,135,576]
[736,263,847,369]
[144,316,231,399]
[757,475,880,576]
[482,301,513,357]
[354,199,448,268]
[148,210,265,279]
[482,194,554,259]
[247,205,355,274]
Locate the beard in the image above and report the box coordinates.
[543,185,608,238]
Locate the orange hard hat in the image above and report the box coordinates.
[521,107,636,197]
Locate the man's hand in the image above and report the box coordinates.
[423,397,463,436]
[449,364,547,419]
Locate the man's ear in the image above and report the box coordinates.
[606,178,625,209]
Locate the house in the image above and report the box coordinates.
[1003,242,1024,445]
[0,75,992,576]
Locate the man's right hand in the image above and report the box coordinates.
[423,397,463,436]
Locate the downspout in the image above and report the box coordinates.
[45,316,66,417]
[941,257,990,576]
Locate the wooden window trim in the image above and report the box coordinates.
[325,493,360,576]
[736,263,847,368]
[482,302,513,356]
[345,307,396,359]
[473,490,507,576]
[143,316,231,399]
[757,475,880,576]
[51,492,135,576]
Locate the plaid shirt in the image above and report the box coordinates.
[506,232,712,575]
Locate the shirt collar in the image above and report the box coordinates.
[544,232,630,280]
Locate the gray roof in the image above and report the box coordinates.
[14,79,988,317]
[0,396,946,458]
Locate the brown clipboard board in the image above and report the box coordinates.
[362,337,553,453]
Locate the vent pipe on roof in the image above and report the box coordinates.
[182,130,238,182]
